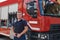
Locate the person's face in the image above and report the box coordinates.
[17,13,23,19]
[57,0,60,4]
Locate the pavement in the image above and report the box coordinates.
[0,35,11,40]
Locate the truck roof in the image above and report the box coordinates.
[0,0,18,7]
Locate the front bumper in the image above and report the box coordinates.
[29,31,60,40]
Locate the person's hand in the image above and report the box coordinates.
[17,34,22,38]
[14,33,16,37]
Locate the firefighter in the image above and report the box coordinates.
[12,12,28,40]
[44,0,59,14]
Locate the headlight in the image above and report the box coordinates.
[40,34,49,40]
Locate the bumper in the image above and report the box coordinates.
[29,31,60,40]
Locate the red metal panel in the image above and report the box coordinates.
[18,0,60,32]
[0,0,18,7]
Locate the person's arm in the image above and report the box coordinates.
[12,26,16,36]
[20,21,28,35]
[42,0,45,9]
[20,26,28,35]
[17,26,28,38]
[12,26,14,33]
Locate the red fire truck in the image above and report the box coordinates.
[0,0,60,40]
[18,0,60,40]
[0,0,18,39]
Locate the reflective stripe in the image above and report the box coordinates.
[0,32,10,37]
[29,21,38,24]
[27,23,40,31]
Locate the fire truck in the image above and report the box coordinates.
[0,0,60,40]
[18,0,60,40]
[0,0,18,39]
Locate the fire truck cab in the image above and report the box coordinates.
[18,0,60,40]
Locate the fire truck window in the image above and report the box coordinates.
[39,0,60,16]
[38,0,44,15]
[8,12,17,27]
[26,1,37,18]
[44,0,60,16]
[1,20,7,26]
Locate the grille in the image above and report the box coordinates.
[49,33,60,40]
[50,24,60,31]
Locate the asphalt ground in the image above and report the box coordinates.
[0,35,12,40]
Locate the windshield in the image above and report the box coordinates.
[39,0,60,17]
[26,0,37,18]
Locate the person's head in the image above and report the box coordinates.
[57,0,60,4]
[17,12,23,19]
